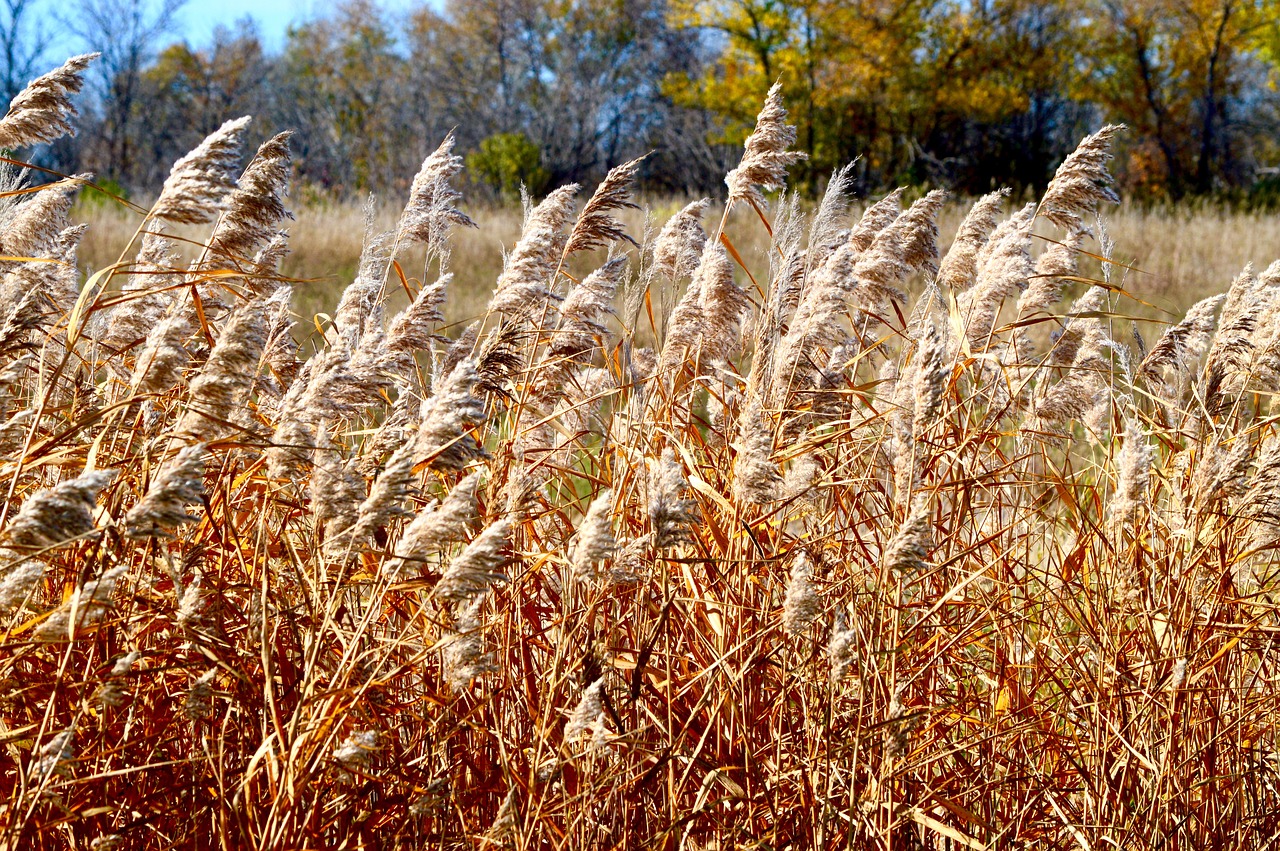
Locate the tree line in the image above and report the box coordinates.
[6,0,1280,201]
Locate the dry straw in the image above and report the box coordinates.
[5,67,1280,851]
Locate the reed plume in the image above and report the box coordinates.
[0,53,96,150]
[396,131,476,251]
[936,189,1008,293]
[6,469,115,550]
[1038,124,1122,231]
[725,81,806,210]
[782,551,821,633]
[563,157,643,256]
[487,185,578,320]
[124,444,208,538]
[435,516,512,604]
[152,117,251,225]
[650,198,709,283]
[206,131,294,264]
[571,490,616,580]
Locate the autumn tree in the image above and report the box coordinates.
[65,0,186,185]
[1082,0,1276,197]
[0,0,49,107]
[133,21,270,187]
[271,0,410,192]
[407,0,707,190]
[668,0,1086,192]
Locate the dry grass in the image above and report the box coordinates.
[3,62,1280,851]
[76,196,1278,337]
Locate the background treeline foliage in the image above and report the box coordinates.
[9,0,1280,200]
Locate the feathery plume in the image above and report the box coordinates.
[650,199,709,283]
[7,469,115,550]
[206,131,294,264]
[0,287,42,357]
[724,82,805,209]
[349,440,418,545]
[175,571,204,628]
[564,157,643,256]
[487,184,578,320]
[2,174,87,261]
[828,605,858,682]
[1191,434,1252,512]
[1045,285,1109,369]
[1038,125,1122,232]
[332,216,391,346]
[176,296,268,440]
[387,273,450,354]
[0,548,45,610]
[808,164,856,265]
[911,320,946,433]
[0,54,96,150]
[152,117,251,225]
[29,728,74,784]
[125,444,208,538]
[1203,266,1264,413]
[1029,348,1111,434]
[97,650,139,708]
[853,189,946,311]
[265,409,316,482]
[333,731,378,772]
[435,516,512,604]
[249,231,290,281]
[99,233,183,355]
[131,303,193,395]
[1108,419,1152,532]
[547,257,624,381]
[883,498,931,575]
[184,669,217,719]
[258,285,299,394]
[485,788,520,847]
[416,359,487,470]
[443,593,496,688]
[289,336,388,425]
[782,551,821,634]
[565,679,606,741]
[396,131,476,249]
[936,189,1008,293]
[731,395,781,505]
[384,471,483,581]
[310,428,364,549]
[1139,293,1225,399]
[1018,230,1085,316]
[958,203,1035,350]
[695,241,746,364]
[848,189,905,252]
[34,565,127,642]
[655,265,706,383]
[0,352,32,414]
[571,490,615,580]
[749,244,806,396]
[647,448,696,547]
[770,243,855,402]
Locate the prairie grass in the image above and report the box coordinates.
[1,62,1280,851]
[76,194,1279,333]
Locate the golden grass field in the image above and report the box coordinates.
[76,195,1280,332]
[4,61,1280,850]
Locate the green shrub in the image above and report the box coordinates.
[466,132,549,200]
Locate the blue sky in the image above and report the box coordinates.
[180,0,314,47]
[57,1,419,55]
[177,0,405,49]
